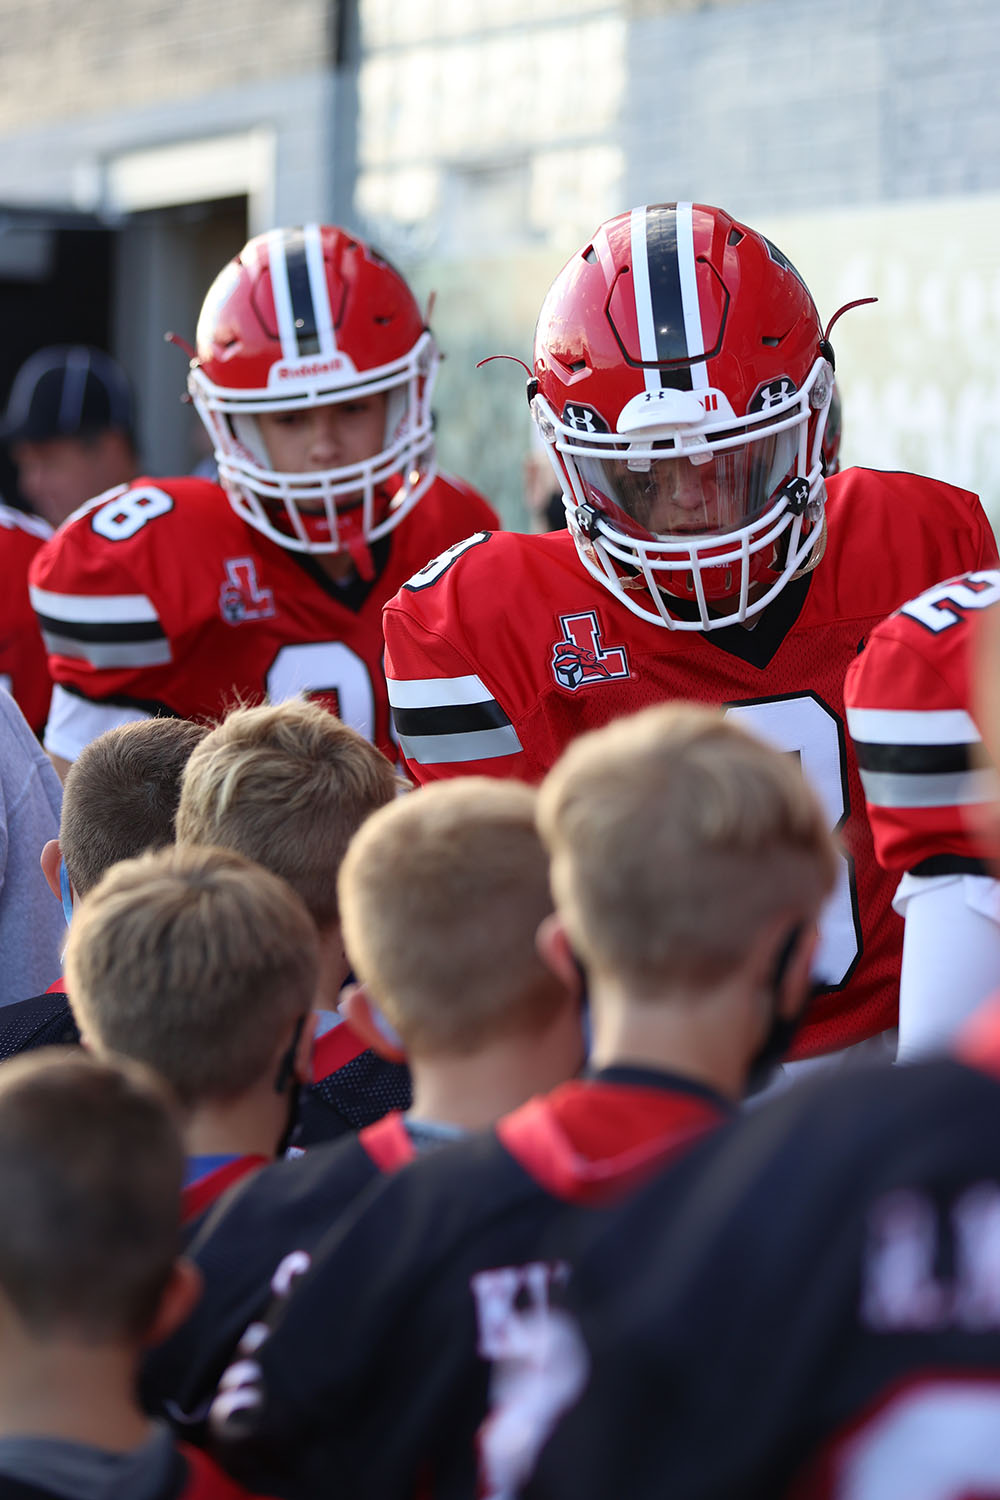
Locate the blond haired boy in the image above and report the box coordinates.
[210,701,838,1500]
[65,844,320,1224]
[174,697,404,1142]
[143,775,579,1432]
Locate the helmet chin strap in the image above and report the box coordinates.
[344,531,376,582]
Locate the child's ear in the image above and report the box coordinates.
[40,839,62,902]
[339,982,407,1062]
[143,1257,203,1348]
[536,912,584,1000]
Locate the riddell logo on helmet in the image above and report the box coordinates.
[271,355,354,383]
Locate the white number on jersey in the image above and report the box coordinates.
[822,1379,1000,1498]
[267,641,376,742]
[90,485,175,542]
[725,693,861,988]
[900,571,1000,634]
[403,531,491,592]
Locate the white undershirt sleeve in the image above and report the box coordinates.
[894,871,1000,1062]
[43,684,154,764]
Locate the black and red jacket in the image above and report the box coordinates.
[142,1112,419,1430]
[209,1067,732,1500]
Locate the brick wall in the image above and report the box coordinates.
[0,0,331,133]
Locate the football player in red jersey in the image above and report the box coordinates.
[383,201,997,1062]
[28,225,498,778]
[844,570,1000,1059]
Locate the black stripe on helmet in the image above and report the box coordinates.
[282,230,321,357]
[643,206,693,390]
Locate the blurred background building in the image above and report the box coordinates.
[0,0,996,526]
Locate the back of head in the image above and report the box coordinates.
[537,703,838,995]
[65,844,319,1109]
[176,698,400,930]
[0,1050,181,1342]
[338,777,560,1053]
[61,717,210,897]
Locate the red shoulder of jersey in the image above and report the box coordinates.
[844,569,1000,875]
[386,473,499,579]
[0,501,53,733]
[813,468,997,620]
[29,475,247,708]
[383,528,591,783]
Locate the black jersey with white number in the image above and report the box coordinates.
[207,1070,730,1500]
[525,1040,1000,1500]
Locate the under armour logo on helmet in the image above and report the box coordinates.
[562,403,610,434]
[749,378,797,413]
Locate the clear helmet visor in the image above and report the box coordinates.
[574,424,799,542]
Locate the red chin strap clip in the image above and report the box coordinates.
[344,529,376,582]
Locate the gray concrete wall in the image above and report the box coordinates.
[624,0,1000,216]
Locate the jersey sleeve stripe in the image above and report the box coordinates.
[391,700,513,738]
[396,725,523,766]
[858,766,998,809]
[845,706,979,745]
[29,586,161,624]
[39,632,172,669]
[852,740,976,776]
[386,673,495,710]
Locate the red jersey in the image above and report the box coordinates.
[844,568,1000,878]
[383,468,997,1056]
[28,474,498,762]
[0,501,52,734]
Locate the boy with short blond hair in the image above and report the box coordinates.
[176,697,400,941]
[65,844,320,1217]
[142,777,580,1429]
[0,1049,264,1499]
[211,703,838,1500]
[339,777,573,1059]
[175,697,405,1142]
[539,701,838,1000]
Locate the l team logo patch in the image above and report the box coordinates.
[218,558,276,624]
[550,611,630,692]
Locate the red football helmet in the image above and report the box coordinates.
[188,224,439,564]
[531,203,834,630]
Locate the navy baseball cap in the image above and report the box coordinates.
[0,345,135,446]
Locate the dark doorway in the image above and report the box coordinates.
[0,212,114,514]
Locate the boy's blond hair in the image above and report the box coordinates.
[176,698,400,930]
[537,702,838,994]
[65,845,319,1108]
[0,1049,182,1340]
[338,778,560,1054]
[60,717,209,895]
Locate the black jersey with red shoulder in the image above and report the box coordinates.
[208,1070,730,1500]
[526,1045,1000,1500]
[29,473,497,762]
[844,568,1000,879]
[143,1113,418,1434]
[0,501,52,734]
[384,470,997,1056]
